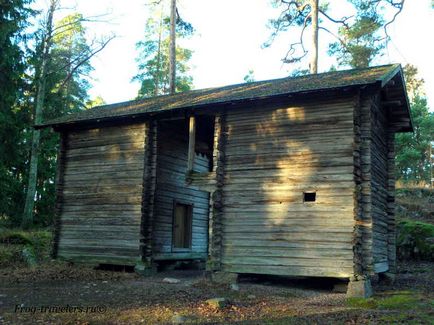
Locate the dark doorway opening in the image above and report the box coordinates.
[172,202,193,250]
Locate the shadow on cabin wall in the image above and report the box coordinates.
[151,116,215,265]
[57,123,147,265]
[221,94,356,278]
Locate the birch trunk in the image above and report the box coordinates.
[169,0,176,94]
[310,0,319,74]
[22,0,57,229]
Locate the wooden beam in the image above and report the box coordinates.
[187,171,217,192]
[381,100,402,106]
[187,116,196,172]
[385,80,396,87]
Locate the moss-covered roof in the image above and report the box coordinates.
[38,64,403,128]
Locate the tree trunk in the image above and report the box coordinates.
[22,0,56,229]
[155,7,164,96]
[169,0,176,94]
[310,0,319,74]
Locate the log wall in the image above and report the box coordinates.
[57,123,147,265]
[386,129,396,274]
[355,94,374,275]
[207,113,226,270]
[220,95,356,278]
[152,121,210,257]
[140,121,157,265]
[370,96,390,273]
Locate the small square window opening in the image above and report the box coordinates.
[303,192,316,202]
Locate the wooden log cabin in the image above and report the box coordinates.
[37,64,412,296]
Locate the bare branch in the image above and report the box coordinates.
[263,0,312,49]
[282,13,310,63]
[51,13,113,35]
[318,26,350,52]
[384,0,405,40]
[318,9,352,29]
[56,35,115,93]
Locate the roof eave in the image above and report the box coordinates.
[35,85,365,130]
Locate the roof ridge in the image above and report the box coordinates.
[37,64,402,128]
[92,63,399,110]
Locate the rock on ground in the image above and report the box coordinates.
[162,277,181,284]
[205,297,227,309]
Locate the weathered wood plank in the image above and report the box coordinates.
[153,120,210,255]
[58,123,145,265]
[216,97,355,278]
[222,264,353,278]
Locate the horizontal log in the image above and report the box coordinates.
[226,164,354,175]
[65,150,144,163]
[63,178,141,188]
[222,216,355,228]
[61,216,141,227]
[62,205,142,213]
[222,247,353,259]
[222,238,353,250]
[60,230,140,241]
[223,203,354,213]
[59,241,139,251]
[222,194,354,205]
[62,195,141,205]
[222,215,354,226]
[68,136,145,150]
[67,141,145,156]
[223,231,353,242]
[68,124,145,139]
[65,160,144,171]
[64,170,144,182]
[222,264,353,278]
[57,253,139,266]
[223,182,355,192]
[226,111,353,128]
[225,133,354,148]
[63,185,142,195]
[225,173,354,183]
[153,252,207,260]
[221,256,352,268]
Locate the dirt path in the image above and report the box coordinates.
[0,261,433,324]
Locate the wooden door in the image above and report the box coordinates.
[172,202,192,250]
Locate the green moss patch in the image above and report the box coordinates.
[376,294,418,310]
[346,297,378,309]
[0,228,53,267]
[347,291,420,311]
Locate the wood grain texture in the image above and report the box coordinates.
[57,123,146,265]
[219,96,356,277]
[370,95,391,273]
[52,132,67,258]
[152,121,210,257]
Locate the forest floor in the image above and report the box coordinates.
[0,260,433,324]
[0,188,432,324]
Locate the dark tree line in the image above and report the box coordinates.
[0,0,113,228]
[0,0,430,230]
[265,0,432,186]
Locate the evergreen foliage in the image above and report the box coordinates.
[0,0,34,225]
[133,3,193,98]
[0,2,99,227]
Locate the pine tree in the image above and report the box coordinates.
[133,2,193,98]
[395,65,433,184]
[0,0,34,224]
[22,6,112,227]
[265,0,405,71]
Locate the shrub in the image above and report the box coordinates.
[0,228,53,267]
[397,220,434,261]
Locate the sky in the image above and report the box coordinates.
[38,0,434,108]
